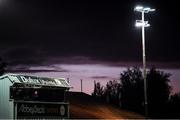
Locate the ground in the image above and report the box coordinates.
[66,92,144,119]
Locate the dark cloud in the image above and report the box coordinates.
[6,65,69,73]
[0,0,180,68]
[91,76,112,79]
[7,69,68,73]
[1,47,45,66]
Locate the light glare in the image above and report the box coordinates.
[135,6,143,10]
[135,20,150,27]
[135,6,155,13]
[150,9,155,12]
[135,22,143,27]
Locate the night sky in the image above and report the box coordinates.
[0,0,180,94]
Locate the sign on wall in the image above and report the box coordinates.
[14,101,69,119]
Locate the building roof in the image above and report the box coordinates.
[0,73,71,89]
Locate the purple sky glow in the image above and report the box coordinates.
[16,64,180,95]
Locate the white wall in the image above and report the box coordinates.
[0,77,13,119]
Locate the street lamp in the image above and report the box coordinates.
[134,5,155,118]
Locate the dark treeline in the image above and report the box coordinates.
[92,67,180,118]
[0,57,6,76]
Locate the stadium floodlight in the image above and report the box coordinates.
[134,6,143,12]
[135,6,156,13]
[134,5,155,118]
[135,20,150,27]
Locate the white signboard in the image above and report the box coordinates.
[7,74,70,88]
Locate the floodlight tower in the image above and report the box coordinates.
[134,5,155,118]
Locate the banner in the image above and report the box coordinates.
[15,101,69,119]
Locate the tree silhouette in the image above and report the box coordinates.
[120,67,172,117]
[92,82,104,101]
[104,80,121,104]
[168,92,180,118]
[170,93,180,106]
[92,67,173,118]
[147,68,171,116]
[0,57,6,76]
[120,67,144,112]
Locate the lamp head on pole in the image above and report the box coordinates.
[134,6,144,12]
[135,5,155,27]
[134,6,156,13]
[135,20,150,27]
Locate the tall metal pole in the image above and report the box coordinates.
[142,11,148,118]
[80,79,83,93]
[135,5,155,118]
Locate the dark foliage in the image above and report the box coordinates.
[92,82,104,101]
[170,93,180,107]
[0,57,7,76]
[92,67,180,118]
[120,67,144,113]
[104,80,121,105]
[165,93,180,118]
[147,68,171,117]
